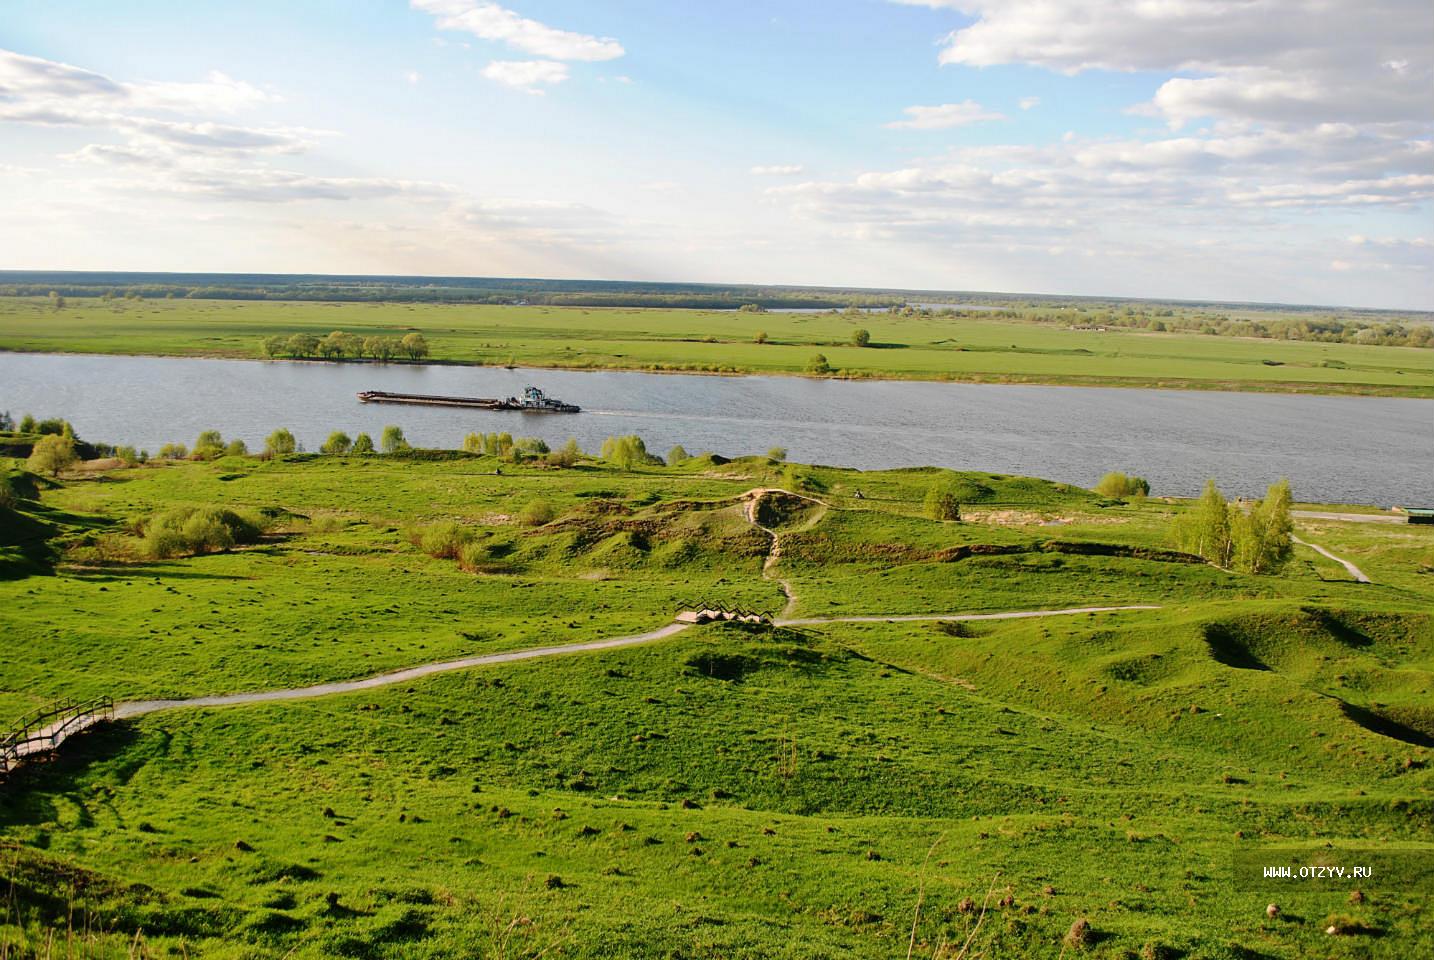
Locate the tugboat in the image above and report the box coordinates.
[507,386,580,413]
[356,384,580,413]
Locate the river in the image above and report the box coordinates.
[2,352,1430,504]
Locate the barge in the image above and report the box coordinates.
[357,385,580,413]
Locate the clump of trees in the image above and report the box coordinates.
[26,434,78,476]
[1094,472,1151,498]
[321,431,352,454]
[261,331,430,361]
[1173,478,1293,573]
[10,414,76,438]
[266,428,297,456]
[351,433,375,454]
[925,481,962,521]
[807,354,833,375]
[141,505,267,559]
[380,425,408,454]
[157,442,189,461]
[601,435,660,470]
[851,328,871,347]
[548,438,582,467]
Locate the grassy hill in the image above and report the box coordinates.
[0,448,1429,957]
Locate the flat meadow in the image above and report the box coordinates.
[2,296,1432,396]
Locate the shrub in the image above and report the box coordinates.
[400,332,430,360]
[511,437,550,461]
[666,445,690,466]
[27,434,78,476]
[767,446,788,462]
[753,331,769,343]
[457,541,492,572]
[925,482,961,521]
[351,433,375,454]
[193,430,225,460]
[157,442,188,461]
[266,429,297,456]
[417,522,476,560]
[462,433,484,454]
[18,414,37,434]
[519,499,556,527]
[601,435,651,470]
[116,445,140,465]
[851,328,871,347]
[548,438,582,467]
[141,506,267,559]
[321,431,352,455]
[807,353,832,374]
[224,439,249,457]
[1094,472,1150,498]
[380,425,408,454]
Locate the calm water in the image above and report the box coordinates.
[2,352,1430,504]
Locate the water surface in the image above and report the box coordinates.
[2,352,1429,504]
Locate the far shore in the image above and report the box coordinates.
[3,345,1431,400]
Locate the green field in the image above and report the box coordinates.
[3,296,1433,396]
[2,441,1431,958]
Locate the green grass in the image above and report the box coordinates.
[1,451,1430,957]
[3,296,1432,396]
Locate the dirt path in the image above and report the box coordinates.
[1292,510,1403,525]
[114,624,693,720]
[1291,535,1371,583]
[740,488,828,619]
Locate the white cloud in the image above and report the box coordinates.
[406,70,422,85]
[412,0,623,61]
[481,59,568,92]
[750,164,804,176]
[0,49,273,115]
[1018,96,1039,110]
[886,100,1004,130]
[894,0,1432,128]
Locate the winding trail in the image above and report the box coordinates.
[1291,535,1371,583]
[741,487,827,620]
[115,624,693,719]
[103,606,1161,720]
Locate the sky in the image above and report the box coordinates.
[0,0,1430,309]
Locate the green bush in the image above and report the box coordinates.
[351,433,375,454]
[519,499,556,527]
[26,434,78,476]
[224,439,248,457]
[321,431,352,455]
[924,482,962,521]
[141,506,267,559]
[266,429,297,456]
[416,522,477,561]
[157,442,188,461]
[381,425,408,454]
[1094,472,1151,498]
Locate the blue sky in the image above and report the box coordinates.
[1,0,1430,308]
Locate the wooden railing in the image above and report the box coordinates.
[0,697,114,778]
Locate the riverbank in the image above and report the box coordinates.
[2,297,1431,398]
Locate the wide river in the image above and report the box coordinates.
[2,352,1430,504]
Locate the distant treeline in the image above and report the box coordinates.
[995,304,1434,349]
[0,271,894,310]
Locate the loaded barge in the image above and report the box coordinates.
[357,385,580,413]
